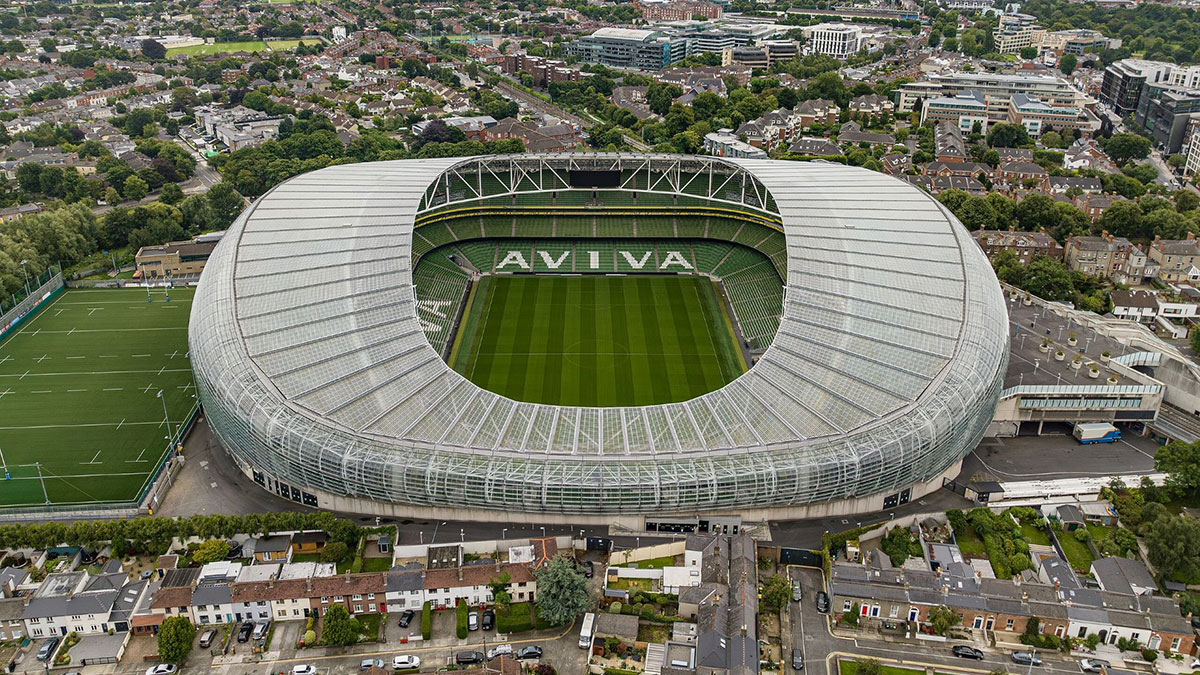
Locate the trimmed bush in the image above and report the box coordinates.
[456,599,468,640]
[421,601,432,641]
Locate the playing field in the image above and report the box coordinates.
[0,288,195,508]
[165,39,314,56]
[449,275,746,407]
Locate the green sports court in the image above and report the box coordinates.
[0,287,195,508]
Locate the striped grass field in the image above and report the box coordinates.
[0,288,195,508]
[450,275,745,407]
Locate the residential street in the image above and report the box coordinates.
[783,566,1093,675]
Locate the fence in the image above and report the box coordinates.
[0,269,64,342]
[0,403,201,521]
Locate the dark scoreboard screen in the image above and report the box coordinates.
[569,170,621,188]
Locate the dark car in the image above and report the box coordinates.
[584,561,594,578]
[237,621,254,642]
[516,646,543,661]
[815,591,829,613]
[398,609,415,628]
[1011,652,1043,667]
[953,646,984,660]
[482,610,495,631]
[456,651,485,665]
[792,649,804,670]
[35,637,60,662]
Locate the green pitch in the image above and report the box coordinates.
[0,288,195,508]
[450,275,746,407]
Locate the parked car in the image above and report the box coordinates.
[792,583,802,602]
[584,561,594,578]
[815,591,830,613]
[488,645,513,660]
[198,628,218,648]
[36,637,60,662]
[468,611,479,631]
[482,609,495,631]
[1080,660,1109,673]
[237,621,254,642]
[792,649,804,670]
[145,666,177,675]
[516,646,543,660]
[953,646,984,660]
[393,655,421,669]
[292,666,318,675]
[1011,652,1043,666]
[361,659,385,671]
[398,609,415,627]
[457,651,485,665]
[252,620,270,641]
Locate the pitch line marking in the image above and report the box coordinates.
[18,370,28,381]
[31,390,51,394]
[0,420,162,430]
[66,356,84,360]
[157,366,166,376]
[67,388,87,393]
[99,355,117,358]
[141,383,154,394]
[7,470,156,480]
[131,354,151,358]
[20,327,186,335]
[0,388,12,400]
[116,418,125,431]
[103,387,123,392]
[168,350,179,359]
[53,308,67,316]
[34,354,49,363]
[126,449,148,463]
[67,327,75,336]
[80,450,102,465]
[87,307,103,316]
[0,355,11,366]
[0,368,192,379]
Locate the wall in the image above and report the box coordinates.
[609,541,685,566]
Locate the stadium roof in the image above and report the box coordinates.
[191,154,1007,513]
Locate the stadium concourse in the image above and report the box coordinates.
[188,154,1009,526]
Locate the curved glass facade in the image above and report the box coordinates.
[189,155,1008,514]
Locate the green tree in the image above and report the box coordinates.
[191,539,230,565]
[1145,513,1200,581]
[533,554,590,627]
[1040,131,1063,149]
[857,660,883,675]
[321,604,359,646]
[123,175,148,201]
[159,182,184,205]
[205,182,246,228]
[320,541,349,563]
[1104,133,1151,164]
[927,605,961,636]
[646,82,682,117]
[987,123,1031,148]
[142,39,166,59]
[1059,53,1077,75]
[760,574,791,613]
[1155,440,1200,499]
[1020,46,1038,59]
[157,616,196,664]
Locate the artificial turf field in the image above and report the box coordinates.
[0,288,195,508]
[449,275,746,407]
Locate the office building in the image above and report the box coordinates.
[564,28,691,70]
[800,23,865,59]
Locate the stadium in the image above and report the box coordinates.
[189,154,1009,524]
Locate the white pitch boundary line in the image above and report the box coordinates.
[34,354,49,363]
[0,355,11,366]
[0,368,193,378]
[6,470,159,480]
[0,293,66,355]
[31,390,51,394]
[116,418,126,431]
[67,388,87,393]
[86,307,103,316]
[59,300,193,305]
[80,450,102,465]
[19,327,187,335]
[0,388,12,400]
[0,421,164,430]
[66,356,84,360]
[103,387,123,392]
[126,448,148,463]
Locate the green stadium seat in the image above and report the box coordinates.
[555,217,594,238]
[515,217,555,238]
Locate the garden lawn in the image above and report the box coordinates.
[609,578,653,592]
[953,527,987,557]
[839,660,924,675]
[356,613,382,642]
[495,603,533,633]
[622,556,677,569]
[1020,523,1052,546]
[361,557,393,572]
[1057,532,1096,573]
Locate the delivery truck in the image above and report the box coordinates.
[1073,423,1121,444]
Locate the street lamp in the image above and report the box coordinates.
[460,528,465,542]
[431,521,447,544]
[502,528,508,541]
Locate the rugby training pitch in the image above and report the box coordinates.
[449,275,746,407]
[0,288,195,508]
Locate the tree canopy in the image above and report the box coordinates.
[157,616,196,665]
[533,554,590,626]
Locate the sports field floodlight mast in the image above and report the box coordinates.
[19,260,29,297]
[157,390,173,445]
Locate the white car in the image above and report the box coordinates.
[292,666,318,675]
[146,666,178,675]
[393,655,421,669]
[488,644,513,659]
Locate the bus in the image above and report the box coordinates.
[579,612,595,649]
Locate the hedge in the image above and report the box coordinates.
[421,601,432,641]
[456,599,469,639]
